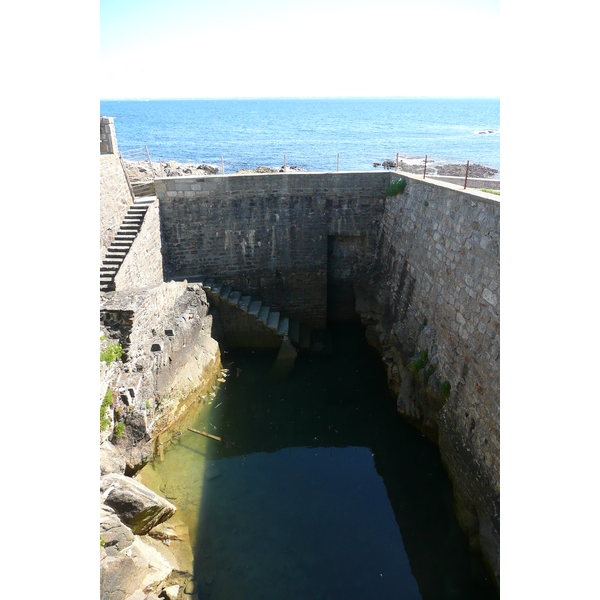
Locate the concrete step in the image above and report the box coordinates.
[299,324,311,350]
[289,320,300,345]
[248,300,262,317]
[277,316,289,337]
[238,295,252,312]
[311,330,324,353]
[211,282,223,296]
[267,311,280,331]
[220,285,231,300]
[227,291,241,305]
[257,305,270,324]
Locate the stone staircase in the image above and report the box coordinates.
[100,198,155,292]
[173,274,330,352]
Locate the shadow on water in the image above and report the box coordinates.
[141,322,498,600]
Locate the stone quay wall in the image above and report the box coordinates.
[114,198,164,291]
[100,116,118,155]
[155,172,387,330]
[100,154,134,265]
[355,171,500,583]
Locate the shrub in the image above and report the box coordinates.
[114,421,125,439]
[423,200,429,207]
[385,178,407,197]
[146,400,151,410]
[100,390,114,432]
[100,535,106,548]
[480,188,500,196]
[440,380,451,398]
[100,343,123,365]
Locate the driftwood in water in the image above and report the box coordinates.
[187,428,242,449]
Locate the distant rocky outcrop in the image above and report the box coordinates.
[373,158,499,178]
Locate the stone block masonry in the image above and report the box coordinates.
[355,171,500,584]
[156,172,387,330]
[100,116,118,155]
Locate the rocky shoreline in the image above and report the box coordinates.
[100,282,223,600]
[373,158,499,179]
[122,158,499,180]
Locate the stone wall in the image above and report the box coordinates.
[355,171,500,583]
[114,198,164,291]
[100,154,133,264]
[100,282,221,472]
[156,172,387,329]
[100,116,118,155]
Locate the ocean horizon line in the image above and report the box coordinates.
[100,96,500,102]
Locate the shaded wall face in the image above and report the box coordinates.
[156,173,388,329]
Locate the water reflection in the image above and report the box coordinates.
[140,323,498,599]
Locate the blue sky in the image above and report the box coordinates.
[100,0,500,99]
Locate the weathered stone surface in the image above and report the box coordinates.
[100,536,174,600]
[100,441,126,475]
[160,585,179,600]
[101,504,134,551]
[100,473,176,535]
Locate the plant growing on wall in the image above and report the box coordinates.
[100,389,114,431]
[114,421,125,439]
[101,343,123,364]
[385,178,407,197]
[440,380,451,398]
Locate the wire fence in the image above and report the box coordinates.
[119,147,499,192]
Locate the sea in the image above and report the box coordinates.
[100,98,499,176]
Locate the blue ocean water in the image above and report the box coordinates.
[100,98,499,174]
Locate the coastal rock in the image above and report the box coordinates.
[100,473,176,535]
[435,163,499,178]
[100,536,174,600]
[101,504,135,551]
[100,440,126,475]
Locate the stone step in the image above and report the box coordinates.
[267,311,280,331]
[114,233,137,240]
[133,198,155,205]
[203,278,215,290]
[311,330,324,353]
[211,282,223,296]
[248,300,262,317]
[257,305,270,324]
[100,264,119,272]
[238,295,252,312]
[106,249,127,257]
[220,285,231,300]
[289,320,300,345]
[119,224,141,231]
[277,316,289,337]
[227,291,241,305]
[299,324,311,349]
[111,240,133,247]
[102,256,123,265]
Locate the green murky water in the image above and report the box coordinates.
[140,322,498,600]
